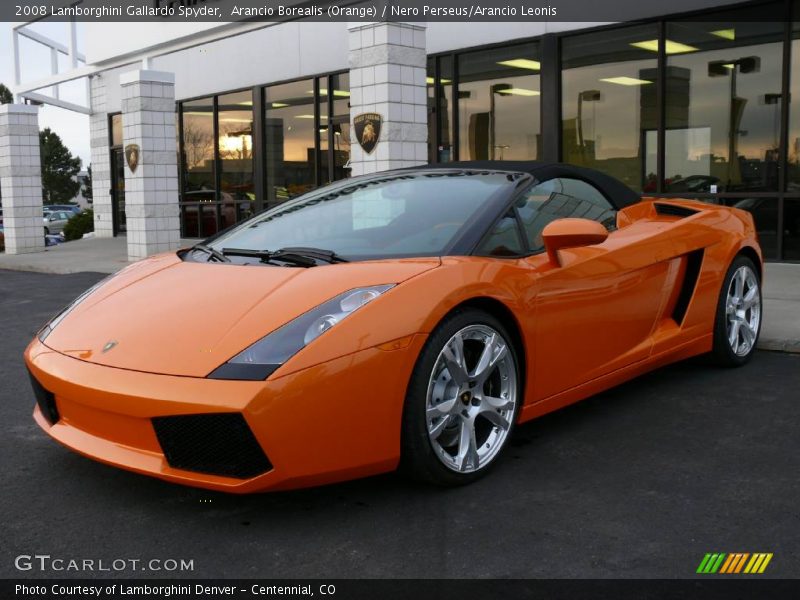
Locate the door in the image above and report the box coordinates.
[517,178,672,400]
[111,148,126,234]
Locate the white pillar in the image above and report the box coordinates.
[348,22,428,176]
[89,75,114,238]
[120,69,180,261]
[0,104,44,255]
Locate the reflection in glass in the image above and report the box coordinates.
[218,90,254,228]
[458,43,540,161]
[428,56,454,162]
[181,97,216,237]
[319,73,352,185]
[110,113,123,147]
[666,19,784,193]
[561,25,658,192]
[725,197,778,259]
[784,199,800,260]
[789,18,800,189]
[181,97,215,195]
[264,80,317,209]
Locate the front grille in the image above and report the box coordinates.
[28,371,60,425]
[152,413,272,479]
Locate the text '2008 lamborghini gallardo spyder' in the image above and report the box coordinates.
[25,161,763,492]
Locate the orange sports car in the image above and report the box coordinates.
[25,161,763,492]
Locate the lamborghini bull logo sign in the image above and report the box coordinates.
[353,113,382,154]
[125,144,140,174]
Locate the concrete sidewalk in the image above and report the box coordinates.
[761,263,800,353]
[0,236,198,275]
[0,236,797,352]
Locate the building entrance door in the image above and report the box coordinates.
[111,148,126,234]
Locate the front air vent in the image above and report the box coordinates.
[672,249,705,325]
[654,203,700,218]
[28,371,60,425]
[152,413,272,479]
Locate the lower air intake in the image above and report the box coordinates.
[152,413,272,479]
[28,371,60,425]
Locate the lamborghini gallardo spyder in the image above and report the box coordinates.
[25,161,763,491]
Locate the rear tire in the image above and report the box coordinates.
[400,308,521,486]
[711,255,762,366]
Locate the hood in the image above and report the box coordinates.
[43,253,440,377]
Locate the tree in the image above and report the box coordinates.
[40,128,81,204]
[82,164,93,202]
[0,83,12,104]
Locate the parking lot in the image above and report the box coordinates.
[1,269,798,579]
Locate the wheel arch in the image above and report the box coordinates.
[443,296,528,404]
[736,245,763,281]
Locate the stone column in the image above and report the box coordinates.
[89,75,114,238]
[348,22,427,175]
[120,69,180,261]
[0,104,44,255]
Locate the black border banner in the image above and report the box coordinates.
[1,0,782,23]
[5,579,800,600]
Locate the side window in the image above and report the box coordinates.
[516,177,616,252]
[476,210,524,257]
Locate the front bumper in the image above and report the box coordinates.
[25,334,426,493]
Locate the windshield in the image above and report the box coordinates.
[207,171,518,261]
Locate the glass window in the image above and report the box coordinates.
[209,172,519,261]
[666,16,784,193]
[476,211,524,256]
[784,199,800,260]
[428,55,454,163]
[110,113,123,147]
[516,178,617,252]
[181,97,216,196]
[789,15,800,189]
[325,73,351,184]
[458,43,541,161]
[562,25,659,192]
[264,79,317,209]
[218,90,254,228]
[723,197,778,259]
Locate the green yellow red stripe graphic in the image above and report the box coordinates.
[696,553,773,574]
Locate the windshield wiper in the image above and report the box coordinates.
[220,247,348,267]
[191,243,230,263]
[275,247,349,264]
[221,248,316,267]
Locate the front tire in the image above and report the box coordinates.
[711,255,762,366]
[401,309,521,486]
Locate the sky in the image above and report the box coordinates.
[0,21,91,168]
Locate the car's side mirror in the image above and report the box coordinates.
[542,218,608,267]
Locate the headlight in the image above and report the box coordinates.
[37,275,115,343]
[208,285,395,381]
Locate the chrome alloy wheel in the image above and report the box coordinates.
[426,324,517,473]
[725,265,761,357]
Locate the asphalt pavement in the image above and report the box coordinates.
[1,269,798,579]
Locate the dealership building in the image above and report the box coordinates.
[3,0,799,261]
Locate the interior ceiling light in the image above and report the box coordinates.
[497,59,541,71]
[309,89,351,97]
[294,115,315,119]
[271,102,290,108]
[630,39,699,54]
[426,77,453,85]
[495,88,541,96]
[599,76,653,86]
[710,28,735,41]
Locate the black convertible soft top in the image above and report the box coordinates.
[419,160,641,210]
